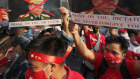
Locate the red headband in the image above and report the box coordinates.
[28,46,73,64]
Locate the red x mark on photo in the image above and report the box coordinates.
[20,0,55,20]
[85,0,136,16]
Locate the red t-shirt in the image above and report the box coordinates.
[93,53,138,79]
[126,50,140,60]
[126,41,140,60]
[85,30,105,53]
[25,66,85,79]
[64,66,85,79]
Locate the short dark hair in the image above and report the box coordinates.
[37,28,60,38]
[127,29,140,38]
[0,29,17,53]
[106,35,129,53]
[27,35,67,57]
[0,7,4,9]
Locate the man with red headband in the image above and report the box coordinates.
[25,36,84,79]
[126,29,140,60]
[69,20,140,79]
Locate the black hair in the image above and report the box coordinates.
[92,25,99,33]
[26,35,67,57]
[0,7,4,9]
[106,35,129,53]
[37,28,60,38]
[127,29,140,38]
[0,29,17,52]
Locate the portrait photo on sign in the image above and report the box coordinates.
[9,0,61,27]
[68,0,140,29]
[0,0,10,27]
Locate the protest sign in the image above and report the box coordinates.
[9,0,61,27]
[0,0,9,23]
[68,0,140,29]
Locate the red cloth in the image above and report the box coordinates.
[64,66,85,79]
[85,30,105,53]
[126,50,140,60]
[126,41,140,60]
[25,66,85,79]
[93,53,138,79]
[0,10,6,22]
[119,30,127,33]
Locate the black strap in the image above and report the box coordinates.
[120,60,131,79]
[93,34,100,53]
[96,58,108,79]
[97,58,131,79]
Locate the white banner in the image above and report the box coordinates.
[9,19,61,27]
[71,12,140,29]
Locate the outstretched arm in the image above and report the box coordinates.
[69,20,95,62]
[59,7,70,35]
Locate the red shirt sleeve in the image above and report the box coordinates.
[84,30,90,37]
[84,30,92,49]
[93,53,104,70]
[126,50,135,60]
[126,60,138,79]
[100,34,106,45]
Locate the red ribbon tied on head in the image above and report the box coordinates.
[29,46,73,64]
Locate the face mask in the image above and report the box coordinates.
[0,51,11,66]
[25,64,55,79]
[26,46,73,79]
[104,52,122,67]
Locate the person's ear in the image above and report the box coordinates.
[50,63,56,72]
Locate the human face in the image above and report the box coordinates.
[134,32,140,45]
[15,28,24,36]
[92,0,119,15]
[130,31,140,46]
[0,47,15,61]
[105,43,123,58]
[29,4,44,16]
[28,58,48,72]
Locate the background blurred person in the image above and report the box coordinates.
[0,29,28,79]
[126,29,140,60]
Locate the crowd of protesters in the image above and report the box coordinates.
[0,2,140,79]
